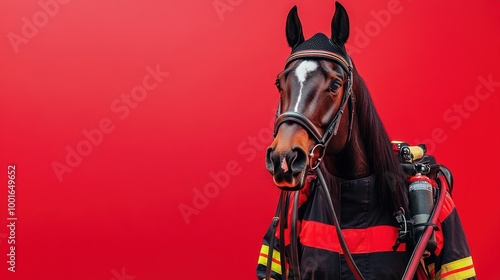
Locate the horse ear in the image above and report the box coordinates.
[331,2,350,47]
[286,6,305,49]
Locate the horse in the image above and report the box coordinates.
[256,2,475,280]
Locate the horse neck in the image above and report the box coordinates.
[323,118,372,180]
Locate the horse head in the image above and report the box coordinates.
[266,2,354,190]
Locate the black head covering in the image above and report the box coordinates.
[292,33,347,57]
[285,33,351,72]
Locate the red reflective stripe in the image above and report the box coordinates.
[300,220,406,253]
[259,253,281,265]
[300,220,341,252]
[440,264,474,278]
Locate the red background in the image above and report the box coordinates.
[1,0,499,279]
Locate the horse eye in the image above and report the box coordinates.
[328,80,342,93]
[275,79,281,91]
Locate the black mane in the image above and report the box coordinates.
[352,64,408,212]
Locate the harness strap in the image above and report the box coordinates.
[265,195,283,280]
[279,192,290,279]
[346,91,355,143]
[290,192,301,279]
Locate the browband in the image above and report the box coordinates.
[285,50,351,72]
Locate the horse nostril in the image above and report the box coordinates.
[266,147,275,173]
[290,148,308,174]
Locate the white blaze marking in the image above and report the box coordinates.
[294,60,318,112]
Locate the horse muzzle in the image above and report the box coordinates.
[266,146,309,190]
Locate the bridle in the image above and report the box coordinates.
[267,48,366,280]
[273,49,355,170]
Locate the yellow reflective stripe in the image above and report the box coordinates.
[258,245,282,275]
[260,244,281,263]
[436,256,475,280]
[258,256,282,275]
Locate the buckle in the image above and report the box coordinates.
[309,144,325,170]
[392,208,414,251]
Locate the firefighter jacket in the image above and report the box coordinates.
[256,167,475,279]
